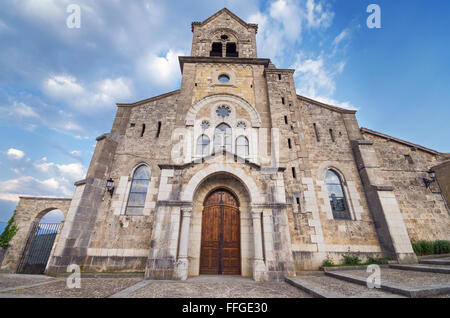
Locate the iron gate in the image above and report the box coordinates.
[17,222,61,274]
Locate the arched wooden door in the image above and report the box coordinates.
[200,189,241,275]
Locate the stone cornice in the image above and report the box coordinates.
[265,68,295,74]
[18,196,72,201]
[158,150,285,173]
[179,56,270,72]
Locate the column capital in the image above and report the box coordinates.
[181,206,193,217]
[251,209,263,217]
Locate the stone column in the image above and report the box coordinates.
[251,209,267,281]
[177,207,193,280]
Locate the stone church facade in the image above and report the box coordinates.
[2,9,449,281]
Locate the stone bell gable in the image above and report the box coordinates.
[191,8,258,58]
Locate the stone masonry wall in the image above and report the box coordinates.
[363,133,450,242]
[79,93,180,273]
[287,97,383,269]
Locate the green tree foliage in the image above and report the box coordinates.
[0,213,18,248]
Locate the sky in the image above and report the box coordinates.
[0,0,449,223]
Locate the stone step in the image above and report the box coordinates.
[390,264,450,274]
[285,274,403,298]
[324,269,450,298]
[420,259,450,266]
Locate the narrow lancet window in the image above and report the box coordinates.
[325,170,351,220]
[196,135,210,157]
[126,165,151,215]
[236,136,249,158]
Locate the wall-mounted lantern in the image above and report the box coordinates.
[106,178,115,197]
[423,170,436,188]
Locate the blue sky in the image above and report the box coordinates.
[0,0,449,222]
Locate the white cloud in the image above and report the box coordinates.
[0,176,60,198]
[22,0,65,22]
[44,75,84,99]
[43,75,133,112]
[248,0,334,64]
[7,148,25,160]
[138,50,185,87]
[34,158,85,181]
[91,77,133,106]
[12,102,40,118]
[0,193,20,203]
[56,163,85,181]
[292,54,335,97]
[269,0,304,42]
[306,0,334,28]
[292,53,355,110]
[0,156,87,202]
[333,29,349,46]
[0,101,40,119]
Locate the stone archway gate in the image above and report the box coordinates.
[0,197,71,273]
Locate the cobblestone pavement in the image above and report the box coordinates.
[296,272,402,298]
[124,276,312,298]
[340,268,450,288]
[1,278,142,298]
[0,271,448,298]
[0,274,57,290]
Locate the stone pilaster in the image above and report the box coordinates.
[251,209,267,281]
[176,207,193,280]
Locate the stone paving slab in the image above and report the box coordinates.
[1,278,142,298]
[288,273,402,298]
[121,276,312,298]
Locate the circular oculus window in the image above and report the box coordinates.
[218,74,230,83]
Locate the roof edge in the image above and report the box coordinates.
[191,8,258,33]
[297,94,357,114]
[360,127,442,155]
[116,89,181,108]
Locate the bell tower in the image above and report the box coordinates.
[190,8,259,58]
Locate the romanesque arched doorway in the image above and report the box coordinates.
[200,189,241,275]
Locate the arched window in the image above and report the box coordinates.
[236,136,249,158]
[214,123,232,152]
[226,42,238,57]
[325,170,351,220]
[126,165,151,215]
[210,42,222,57]
[196,135,210,156]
